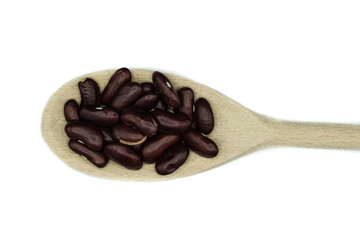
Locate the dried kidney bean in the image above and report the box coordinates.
[79,107,119,127]
[152,108,191,134]
[177,87,194,122]
[68,140,108,168]
[152,71,181,108]
[101,68,131,105]
[182,128,218,158]
[78,78,100,107]
[155,142,189,175]
[65,121,104,151]
[110,82,142,112]
[140,133,180,163]
[64,99,80,122]
[104,143,143,170]
[112,122,147,146]
[134,92,159,111]
[195,98,214,134]
[120,106,158,136]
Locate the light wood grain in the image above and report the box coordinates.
[41,69,360,181]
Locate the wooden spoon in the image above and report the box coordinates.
[41,69,360,181]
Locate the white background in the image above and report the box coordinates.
[1,1,360,239]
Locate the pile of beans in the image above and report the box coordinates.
[64,68,218,175]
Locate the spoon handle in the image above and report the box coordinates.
[269,120,360,150]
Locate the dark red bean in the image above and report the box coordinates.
[68,140,108,168]
[141,82,154,93]
[78,78,100,107]
[104,143,143,170]
[99,128,114,143]
[177,87,194,122]
[110,82,142,112]
[64,99,80,122]
[152,108,191,134]
[195,98,214,134]
[152,71,181,108]
[112,123,147,146]
[101,68,131,105]
[120,106,158,136]
[155,142,189,175]
[182,128,218,158]
[154,99,167,110]
[64,121,103,151]
[134,92,159,111]
[140,133,180,163]
[79,107,119,127]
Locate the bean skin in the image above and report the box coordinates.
[154,99,167,110]
[101,68,131,105]
[65,121,104,151]
[68,140,108,168]
[64,99,80,122]
[110,82,142,112]
[152,71,181,108]
[78,78,100,107]
[182,128,218,158]
[155,142,189,175]
[140,133,180,163]
[99,127,115,143]
[79,107,119,127]
[152,108,191,134]
[134,92,159,111]
[141,82,154,93]
[112,123,147,146]
[177,87,194,122]
[120,106,158,136]
[104,142,143,170]
[195,98,214,134]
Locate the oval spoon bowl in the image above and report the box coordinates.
[41,69,269,181]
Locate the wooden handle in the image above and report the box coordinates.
[268,120,360,150]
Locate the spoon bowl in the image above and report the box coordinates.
[42,69,360,181]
